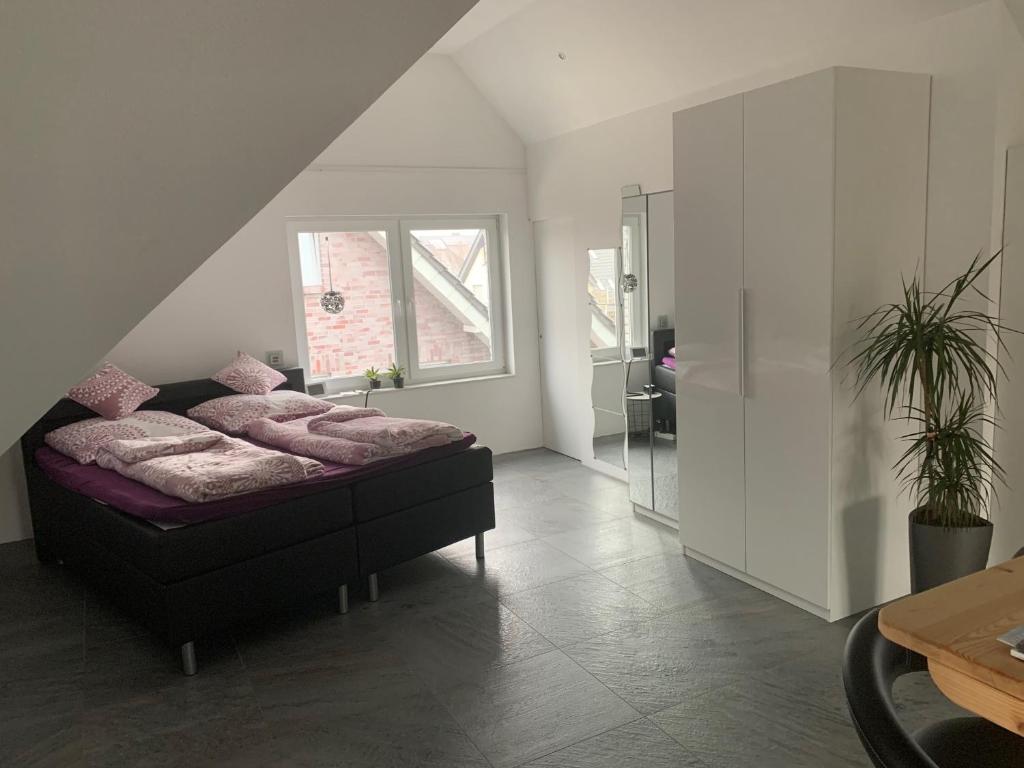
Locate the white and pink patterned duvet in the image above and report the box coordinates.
[247,406,462,466]
[95,432,323,503]
[307,407,463,449]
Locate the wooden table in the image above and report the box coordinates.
[879,557,1024,736]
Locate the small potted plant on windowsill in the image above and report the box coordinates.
[364,367,382,390]
[387,363,405,389]
[847,252,1017,593]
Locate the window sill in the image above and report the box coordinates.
[321,372,515,402]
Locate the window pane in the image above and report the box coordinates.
[409,228,493,368]
[298,232,322,289]
[588,248,618,350]
[300,231,396,379]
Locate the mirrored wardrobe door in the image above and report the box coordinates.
[647,190,678,525]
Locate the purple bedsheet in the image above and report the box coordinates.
[36,433,477,526]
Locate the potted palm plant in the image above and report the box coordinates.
[387,363,405,389]
[849,253,1015,593]
[364,367,382,390]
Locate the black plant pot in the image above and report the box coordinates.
[369,379,382,390]
[909,509,993,593]
[391,377,404,389]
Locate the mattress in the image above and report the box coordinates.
[36,433,477,526]
[653,364,677,394]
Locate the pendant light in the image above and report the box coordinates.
[319,235,345,314]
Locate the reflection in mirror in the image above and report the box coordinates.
[647,191,678,522]
[589,248,626,469]
[620,190,679,526]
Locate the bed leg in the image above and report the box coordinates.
[368,573,379,602]
[475,532,486,560]
[337,585,349,615]
[180,641,197,676]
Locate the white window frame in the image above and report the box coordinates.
[286,215,508,392]
[399,217,507,384]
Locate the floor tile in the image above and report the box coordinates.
[0,675,84,768]
[249,645,488,768]
[500,572,665,647]
[525,717,702,767]
[564,611,750,715]
[446,538,593,596]
[382,592,556,690]
[79,634,260,768]
[543,516,681,570]
[436,649,639,768]
[599,551,769,613]
[652,654,871,768]
[497,496,624,537]
[493,448,580,476]
[493,475,563,510]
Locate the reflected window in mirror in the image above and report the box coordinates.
[588,248,620,356]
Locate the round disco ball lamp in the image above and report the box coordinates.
[320,290,345,314]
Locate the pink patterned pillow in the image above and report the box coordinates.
[44,411,209,464]
[211,352,287,395]
[67,363,159,420]
[187,391,333,435]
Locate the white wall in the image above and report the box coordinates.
[0,55,542,543]
[0,0,476,457]
[988,3,1024,562]
[529,2,1024,560]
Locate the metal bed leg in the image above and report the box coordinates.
[475,532,486,560]
[337,585,349,615]
[181,641,197,676]
[368,573,379,602]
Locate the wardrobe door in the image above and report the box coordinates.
[674,95,746,571]
[742,71,834,607]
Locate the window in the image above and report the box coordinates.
[287,216,507,389]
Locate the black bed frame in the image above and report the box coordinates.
[19,369,494,674]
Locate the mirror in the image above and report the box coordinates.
[622,191,678,525]
[589,248,626,469]
[646,190,678,522]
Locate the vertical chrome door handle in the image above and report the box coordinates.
[738,288,746,398]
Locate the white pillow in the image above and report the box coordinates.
[187,391,333,435]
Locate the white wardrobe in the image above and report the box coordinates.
[673,67,931,620]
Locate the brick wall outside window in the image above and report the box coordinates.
[303,232,490,380]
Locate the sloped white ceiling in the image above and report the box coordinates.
[445,0,987,143]
[0,0,476,452]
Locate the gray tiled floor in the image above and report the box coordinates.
[0,448,965,767]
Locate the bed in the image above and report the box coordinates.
[651,328,676,434]
[19,368,494,674]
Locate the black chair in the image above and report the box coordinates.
[843,608,1024,768]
